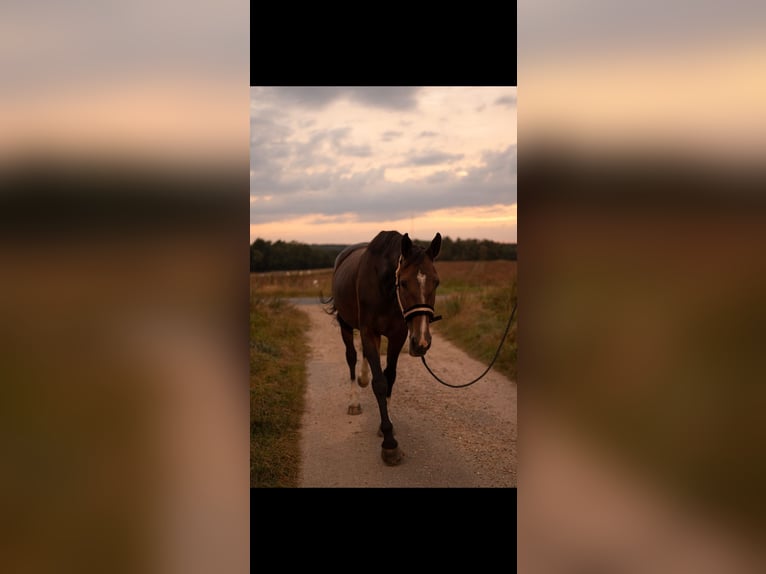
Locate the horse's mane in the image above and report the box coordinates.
[365,230,430,300]
[365,230,402,257]
[367,230,428,266]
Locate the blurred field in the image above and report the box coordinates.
[522,196,766,561]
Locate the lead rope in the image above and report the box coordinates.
[421,299,517,389]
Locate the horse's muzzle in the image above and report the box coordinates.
[409,344,430,357]
[408,326,432,356]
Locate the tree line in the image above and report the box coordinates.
[251,236,516,272]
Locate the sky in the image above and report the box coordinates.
[1,1,248,163]
[518,1,766,161]
[249,87,517,245]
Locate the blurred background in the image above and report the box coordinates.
[518,1,766,572]
[1,2,249,573]
[4,0,766,571]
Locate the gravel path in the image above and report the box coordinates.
[296,302,517,487]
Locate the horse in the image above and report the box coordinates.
[324,230,442,465]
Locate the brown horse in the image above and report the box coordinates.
[325,230,441,465]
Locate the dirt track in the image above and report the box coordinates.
[297,302,517,487]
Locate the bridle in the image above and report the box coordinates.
[394,255,442,323]
[394,255,516,390]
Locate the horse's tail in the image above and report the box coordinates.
[319,291,336,316]
[320,292,351,330]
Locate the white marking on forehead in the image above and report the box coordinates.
[417,270,426,301]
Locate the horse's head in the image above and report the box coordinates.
[395,232,442,356]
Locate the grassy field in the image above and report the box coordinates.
[251,260,518,381]
[250,260,517,298]
[252,268,334,299]
[250,291,310,488]
[432,261,517,381]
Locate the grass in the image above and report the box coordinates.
[251,268,333,299]
[250,260,518,298]
[432,261,518,381]
[436,260,517,295]
[250,292,311,488]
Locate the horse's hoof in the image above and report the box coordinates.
[358,376,369,388]
[347,404,362,415]
[381,447,404,466]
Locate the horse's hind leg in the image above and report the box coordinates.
[340,323,362,415]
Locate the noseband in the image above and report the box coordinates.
[394,256,442,323]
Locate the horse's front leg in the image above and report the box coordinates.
[381,324,407,431]
[361,328,402,466]
[383,324,407,401]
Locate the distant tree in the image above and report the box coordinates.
[250,238,344,272]
[250,238,270,272]
[440,235,455,260]
[249,236,516,271]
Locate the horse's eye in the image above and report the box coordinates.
[435,279,440,287]
[399,280,408,288]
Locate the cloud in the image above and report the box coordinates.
[309,126,371,157]
[350,87,421,110]
[381,130,403,142]
[425,170,454,184]
[495,95,517,107]
[250,145,517,225]
[481,144,518,173]
[250,113,293,186]
[404,150,465,166]
[253,125,372,171]
[267,87,421,110]
[336,143,372,157]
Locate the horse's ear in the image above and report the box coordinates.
[427,232,442,260]
[401,233,413,258]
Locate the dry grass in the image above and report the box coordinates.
[436,260,517,294]
[249,260,517,298]
[250,296,310,488]
[251,268,333,299]
[429,261,518,382]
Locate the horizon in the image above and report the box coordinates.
[249,233,518,247]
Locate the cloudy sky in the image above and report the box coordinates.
[250,87,517,244]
